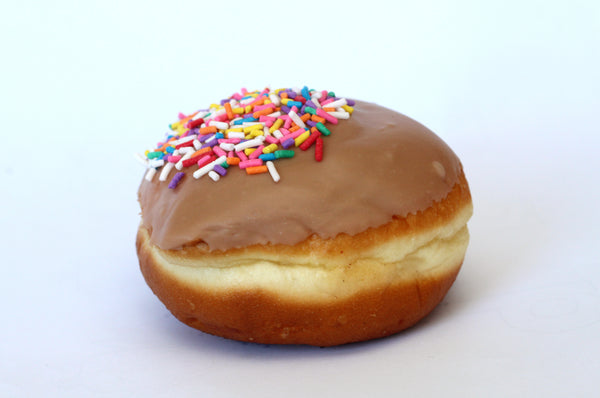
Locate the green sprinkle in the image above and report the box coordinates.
[147,151,163,159]
[274,150,295,159]
[315,122,331,136]
[304,106,316,115]
[328,91,335,97]
[220,161,229,169]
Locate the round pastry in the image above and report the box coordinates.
[136,87,473,347]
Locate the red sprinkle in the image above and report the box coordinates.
[315,137,323,162]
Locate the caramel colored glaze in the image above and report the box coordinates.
[138,100,463,251]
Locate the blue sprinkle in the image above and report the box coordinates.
[259,153,276,161]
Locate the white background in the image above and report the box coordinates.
[1,1,599,397]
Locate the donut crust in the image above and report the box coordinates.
[136,173,472,346]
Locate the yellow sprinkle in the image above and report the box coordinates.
[226,127,243,133]
[144,150,150,156]
[341,105,354,114]
[243,124,263,133]
[170,121,181,131]
[281,98,289,105]
[249,129,264,138]
[245,105,253,114]
[244,148,256,156]
[232,107,245,114]
[269,118,283,133]
[263,143,278,153]
[210,103,221,109]
[264,99,272,105]
[295,130,310,146]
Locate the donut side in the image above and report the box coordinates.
[136,173,472,346]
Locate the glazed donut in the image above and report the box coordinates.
[136,87,473,346]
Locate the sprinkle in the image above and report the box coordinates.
[193,155,227,179]
[274,150,295,159]
[239,159,263,169]
[246,165,268,175]
[139,87,353,186]
[208,170,220,182]
[168,172,185,188]
[315,137,323,162]
[213,164,228,176]
[159,162,175,181]
[259,153,276,161]
[145,167,157,181]
[266,161,280,182]
[134,153,149,167]
[315,122,332,136]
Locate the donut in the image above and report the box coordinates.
[136,87,473,346]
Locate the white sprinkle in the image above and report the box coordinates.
[263,126,270,135]
[266,161,280,183]
[269,94,281,106]
[267,111,282,118]
[193,155,227,179]
[220,142,235,151]
[134,153,148,167]
[324,98,347,108]
[234,138,264,151]
[208,170,220,182]
[272,129,284,139]
[178,146,194,154]
[312,92,323,100]
[171,135,196,146]
[193,139,202,150]
[205,135,217,146]
[227,132,245,139]
[144,167,157,181]
[327,111,350,119]
[159,162,174,181]
[209,120,229,130]
[240,97,255,105]
[191,111,208,120]
[241,122,265,127]
[288,110,306,129]
[311,97,322,108]
[149,159,164,168]
[176,151,193,170]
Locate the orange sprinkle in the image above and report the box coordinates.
[252,108,273,118]
[226,157,240,166]
[158,136,177,151]
[191,147,212,157]
[280,92,288,99]
[323,107,336,112]
[199,126,218,135]
[246,165,268,175]
[289,125,300,132]
[224,102,234,120]
[300,113,311,122]
[311,115,326,124]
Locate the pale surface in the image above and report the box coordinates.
[1,1,599,397]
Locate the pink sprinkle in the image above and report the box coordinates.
[249,145,264,159]
[279,128,291,136]
[283,128,306,140]
[218,138,241,144]
[213,146,226,157]
[236,151,248,161]
[178,112,186,120]
[213,113,229,122]
[316,108,338,125]
[254,103,276,112]
[227,151,235,158]
[320,98,334,106]
[264,135,279,145]
[197,154,213,168]
[168,155,181,163]
[238,159,263,169]
[283,118,293,129]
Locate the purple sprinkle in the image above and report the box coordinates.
[213,164,227,176]
[220,98,229,105]
[306,120,317,128]
[305,100,317,109]
[198,133,214,143]
[281,137,295,149]
[346,99,356,106]
[286,90,296,99]
[281,105,290,114]
[168,172,185,189]
[300,104,306,114]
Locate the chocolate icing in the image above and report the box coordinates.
[138,100,462,251]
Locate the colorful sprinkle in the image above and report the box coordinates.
[137,86,353,185]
